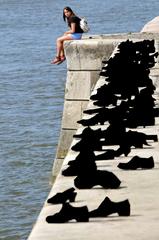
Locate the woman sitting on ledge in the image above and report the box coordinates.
[51,6,84,65]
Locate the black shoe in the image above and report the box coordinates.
[46,202,89,223]
[62,161,97,176]
[47,187,76,204]
[68,150,96,166]
[62,163,80,176]
[95,149,116,160]
[117,156,154,170]
[115,145,131,157]
[74,170,121,189]
[71,138,102,151]
[62,150,97,176]
[73,127,102,139]
[89,197,130,217]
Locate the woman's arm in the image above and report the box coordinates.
[64,22,76,34]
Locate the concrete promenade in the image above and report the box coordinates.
[28,31,159,239]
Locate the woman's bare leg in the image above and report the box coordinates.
[56,35,73,57]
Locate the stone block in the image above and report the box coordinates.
[55,129,76,159]
[52,158,64,178]
[62,100,89,129]
[65,71,100,100]
[64,39,116,70]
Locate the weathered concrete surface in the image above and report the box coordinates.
[28,32,159,240]
[141,16,159,33]
[65,39,116,70]
[65,71,99,100]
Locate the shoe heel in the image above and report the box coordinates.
[70,192,77,202]
[76,207,89,222]
[145,156,154,169]
[76,217,89,222]
[118,199,130,216]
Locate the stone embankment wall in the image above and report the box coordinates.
[52,32,159,180]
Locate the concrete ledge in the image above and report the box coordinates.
[83,32,159,40]
[141,16,159,33]
[65,39,117,70]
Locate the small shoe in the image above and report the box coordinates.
[46,202,89,223]
[47,187,76,204]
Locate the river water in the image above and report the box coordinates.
[0,0,159,239]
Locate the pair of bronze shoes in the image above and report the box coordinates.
[46,187,88,223]
[46,187,130,223]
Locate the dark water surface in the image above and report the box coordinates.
[0,0,159,239]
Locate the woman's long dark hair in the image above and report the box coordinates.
[63,6,75,22]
